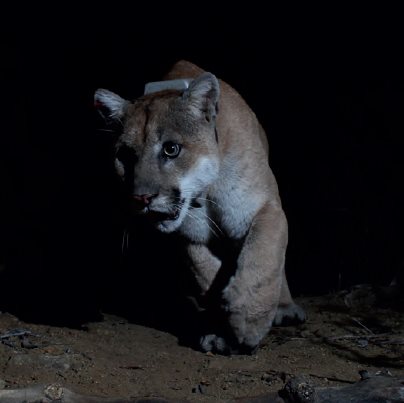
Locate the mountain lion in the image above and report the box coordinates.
[94,60,305,354]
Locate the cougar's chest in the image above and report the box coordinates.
[210,176,266,240]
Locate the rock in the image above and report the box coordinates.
[279,376,316,403]
[0,384,180,402]
[315,372,403,402]
[278,371,404,403]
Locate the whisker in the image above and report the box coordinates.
[196,209,224,236]
[121,229,129,255]
[188,207,222,238]
[195,197,218,206]
[96,128,116,133]
[172,193,223,237]
[173,193,220,208]
[161,196,223,238]
[191,214,219,238]
[183,208,219,238]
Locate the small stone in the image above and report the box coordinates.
[375,369,392,377]
[0,379,6,389]
[359,370,370,380]
[261,372,275,384]
[21,337,38,349]
[44,383,63,400]
[300,330,312,338]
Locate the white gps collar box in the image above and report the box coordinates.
[144,78,193,95]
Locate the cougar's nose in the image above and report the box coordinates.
[132,193,157,207]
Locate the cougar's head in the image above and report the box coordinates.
[95,73,220,233]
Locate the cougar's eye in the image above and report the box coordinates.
[162,142,181,158]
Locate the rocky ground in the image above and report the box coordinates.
[0,291,403,402]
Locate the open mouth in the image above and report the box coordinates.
[147,206,181,222]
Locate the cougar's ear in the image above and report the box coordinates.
[182,72,220,120]
[94,89,128,121]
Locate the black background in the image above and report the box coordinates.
[0,5,403,325]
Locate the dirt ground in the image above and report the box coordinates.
[0,292,403,402]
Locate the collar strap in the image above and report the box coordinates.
[144,78,193,95]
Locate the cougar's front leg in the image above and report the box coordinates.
[222,202,287,350]
[187,243,221,295]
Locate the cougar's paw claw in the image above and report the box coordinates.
[274,303,306,326]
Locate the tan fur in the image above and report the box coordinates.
[95,60,305,354]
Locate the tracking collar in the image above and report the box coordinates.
[144,79,193,95]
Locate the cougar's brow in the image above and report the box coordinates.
[137,91,181,143]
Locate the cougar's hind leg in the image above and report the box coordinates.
[273,266,306,326]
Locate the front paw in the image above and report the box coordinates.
[200,334,230,354]
[274,303,306,326]
[199,334,257,355]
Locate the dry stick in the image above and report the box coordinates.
[327,333,404,351]
[378,338,404,345]
[326,333,390,341]
[351,317,374,334]
[308,373,356,384]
